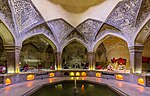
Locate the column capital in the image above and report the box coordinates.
[129,45,144,53]
[54,52,62,55]
[88,52,95,55]
[4,45,22,52]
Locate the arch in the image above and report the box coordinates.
[0,20,15,45]
[60,37,89,52]
[18,33,57,51]
[93,32,129,52]
[134,19,150,45]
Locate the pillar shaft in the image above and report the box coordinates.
[129,46,144,73]
[4,45,21,73]
[88,52,95,70]
[54,52,62,70]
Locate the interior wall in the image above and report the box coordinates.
[142,38,150,71]
[107,45,130,69]
[31,0,120,27]
[95,43,107,67]
[0,37,7,66]
[62,41,88,69]
[20,36,55,69]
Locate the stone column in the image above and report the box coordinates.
[88,52,96,70]
[54,52,62,70]
[129,46,144,73]
[4,45,21,73]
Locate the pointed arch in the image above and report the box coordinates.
[0,20,15,45]
[61,38,89,52]
[134,19,150,45]
[93,32,129,52]
[20,33,57,51]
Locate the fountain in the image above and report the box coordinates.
[73,77,78,96]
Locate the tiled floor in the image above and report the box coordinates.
[0,77,150,96]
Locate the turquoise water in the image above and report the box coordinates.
[30,81,120,96]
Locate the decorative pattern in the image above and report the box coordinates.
[65,30,88,44]
[136,0,150,27]
[19,23,56,44]
[95,23,122,42]
[0,0,15,34]
[48,19,74,43]
[76,19,103,41]
[95,23,121,40]
[10,0,44,32]
[106,0,141,30]
[103,36,128,53]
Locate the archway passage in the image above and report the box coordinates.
[95,43,107,69]
[142,36,150,72]
[0,37,7,73]
[95,36,130,71]
[20,35,55,72]
[62,41,88,69]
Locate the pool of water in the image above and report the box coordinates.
[30,80,121,96]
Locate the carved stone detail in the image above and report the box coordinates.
[64,30,88,44]
[10,0,44,32]
[48,19,74,43]
[20,23,56,43]
[106,0,141,30]
[0,0,15,34]
[96,29,122,42]
[136,0,150,27]
[76,19,103,41]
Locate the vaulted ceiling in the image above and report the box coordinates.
[0,0,149,50]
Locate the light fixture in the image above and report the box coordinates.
[27,75,34,80]
[70,72,75,76]
[49,73,55,77]
[116,74,124,80]
[96,72,101,77]
[138,78,144,85]
[81,72,86,77]
[76,72,80,76]
[5,78,11,85]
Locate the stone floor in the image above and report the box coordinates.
[0,77,150,96]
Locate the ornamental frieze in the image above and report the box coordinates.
[76,19,103,41]
[10,0,44,32]
[136,0,150,27]
[106,0,141,30]
[48,19,74,43]
[0,0,15,35]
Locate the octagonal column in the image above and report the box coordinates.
[4,45,21,73]
[88,52,96,70]
[54,52,62,70]
[129,46,144,73]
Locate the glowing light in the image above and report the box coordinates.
[116,74,124,80]
[81,72,86,77]
[76,77,79,80]
[81,77,85,80]
[16,68,20,73]
[27,75,34,80]
[71,77,74,80]
[76,72,80,76]
[117,83,123,87]
[5,78,11,85]
[138,78,144,85]
[96,78,101,82]
[81,85,85,92]
[49,78,53,83]
[96,72,101,77]
[27,82,33,87]
[5,86,11,92]
[49,73,55,77]
[70,72,75,76]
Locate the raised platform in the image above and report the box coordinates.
[0,69,149,87]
